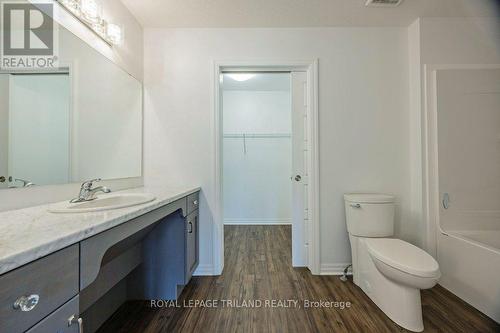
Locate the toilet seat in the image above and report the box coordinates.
[365,238,440,278]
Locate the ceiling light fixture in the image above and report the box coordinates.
[56,0,123,46]
[227,74,256,82]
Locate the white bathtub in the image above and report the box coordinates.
[450,230,500,251]
[437,230,500,322]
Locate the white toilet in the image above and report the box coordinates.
[344,193,440,332]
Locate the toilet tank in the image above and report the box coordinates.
[344,194,395,237]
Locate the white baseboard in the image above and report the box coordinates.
[193,264,217,276]
[194,263,351,276]
[320,263,352,276]
[224,218,292,225]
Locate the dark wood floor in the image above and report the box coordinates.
[98,225,499,333]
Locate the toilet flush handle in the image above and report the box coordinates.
[350,203,361,208]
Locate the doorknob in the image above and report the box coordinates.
[294,175,302,182]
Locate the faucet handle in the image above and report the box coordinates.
[81,178,101,189]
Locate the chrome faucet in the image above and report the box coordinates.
[70,178,111,203]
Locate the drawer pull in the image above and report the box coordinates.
[13,294,39,312]
[193,200,198,206]
[188,221,193,233]
[69,315,83,332]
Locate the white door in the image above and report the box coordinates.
[8,74,71,186]
[291,71,308,267]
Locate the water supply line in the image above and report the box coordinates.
[340,264,352,282]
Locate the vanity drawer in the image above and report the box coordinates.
[26,295,80,333]
[186,191,199,215]
[0,245,79,333]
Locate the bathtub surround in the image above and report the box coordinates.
[408,17,500,253]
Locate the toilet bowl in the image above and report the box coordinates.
[367,238,440,289]
[344,194,440,332]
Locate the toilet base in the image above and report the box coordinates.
[351,236,424,332]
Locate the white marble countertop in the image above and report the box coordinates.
[0,185,200,275]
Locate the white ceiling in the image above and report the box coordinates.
[121,0,499,28]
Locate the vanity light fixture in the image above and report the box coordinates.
[56,0,123,46]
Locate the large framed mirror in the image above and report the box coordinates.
[0,19,142,189]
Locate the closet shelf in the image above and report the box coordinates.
[223,133,291,138]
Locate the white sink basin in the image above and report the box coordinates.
[49,193,156,213]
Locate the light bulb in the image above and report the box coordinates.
[106,23,122,45]
[81,0,101,24]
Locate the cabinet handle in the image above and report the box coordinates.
[350,203,361,208]
[188,221,193,233]
[13,294,39,312]
[69,314,83,332]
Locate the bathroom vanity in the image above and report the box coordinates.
[0,3,199,332]
[0,186,200,333]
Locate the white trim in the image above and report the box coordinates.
[224,218,292,225]
[320,263,352,276]
[307,60,320,275]
[422,64,500,257]
[193,264,216,276]
[213,59,320,276]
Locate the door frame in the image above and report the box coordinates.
[213,59,320,275]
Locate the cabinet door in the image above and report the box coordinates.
[26,295,80,333]
[185,210,199,283]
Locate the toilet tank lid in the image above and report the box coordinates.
[344,193,395,203]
